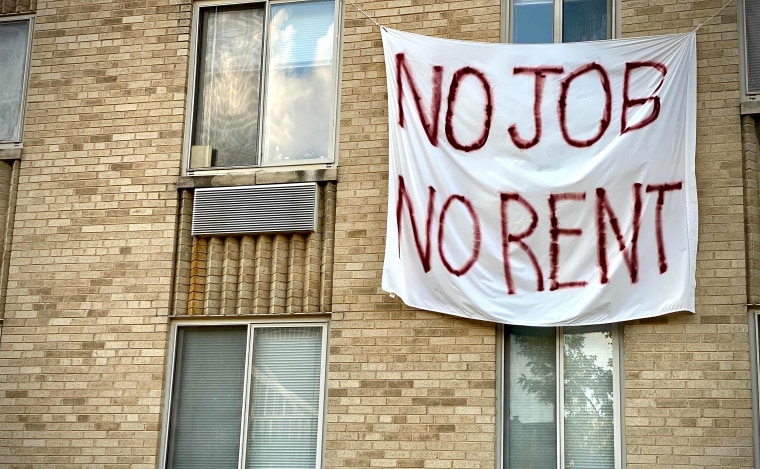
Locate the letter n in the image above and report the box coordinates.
[596,184,642,284]
[396,175,436,272]
[396,53,443,146]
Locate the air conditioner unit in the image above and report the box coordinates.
[741,0,759,102]
[191,183,318,236]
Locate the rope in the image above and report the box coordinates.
[695,0,735,31]
[344,0,385,30]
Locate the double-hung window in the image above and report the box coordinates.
[504,0,613,43]
[503,325,622,468]
[500,4,620,467]
[162,321,328,469]
[187,0,339,170]
[0,15,33,147]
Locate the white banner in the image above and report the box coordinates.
[381,28,697,326]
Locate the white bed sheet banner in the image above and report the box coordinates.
[380,28,697,326]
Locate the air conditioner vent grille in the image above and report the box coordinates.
[192,183,318,236]
[746,0,760,95]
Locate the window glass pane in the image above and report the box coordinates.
[262,0,335,165]
[246,326,323,468]
[562,0,609,42]
[0,20,29,142]
[563,327,614,468]
[167,327,248,469]
[508,327,557,468]
[193,5,264,167]
[513,0,554,44]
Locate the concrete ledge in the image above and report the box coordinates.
[742,99,760,115]
[0,148,22,161]
[177,168,338,189]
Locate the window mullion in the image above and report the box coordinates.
[612,324,623,469]
[556,327,564,469]
[553,0,562,43]
[238,325,256,469]
[257,1,272,166]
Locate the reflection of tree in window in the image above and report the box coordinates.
[510,328,615,468]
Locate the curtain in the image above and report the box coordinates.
[193,5,264,167]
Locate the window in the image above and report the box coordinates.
[740,0,759,100]
[162,322,328,469]
[502,325,622,468]
[0,16,32,146]
[186,0,339,170]
[504,0,613,43]
[750,312,760,469]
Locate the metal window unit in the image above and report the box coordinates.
[159,318,330,469]
[191,182,319,236]
[182,0,343,173]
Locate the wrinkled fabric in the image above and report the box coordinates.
[381,28,697,326]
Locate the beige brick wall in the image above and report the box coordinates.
[0,1,190,466]
[619,1,753,467]
[0,0,754,467]
[329,1,501,468]
[0,160,20,318]
[745,115,760,303]
[329,1,756,469]
[1,0,35,15]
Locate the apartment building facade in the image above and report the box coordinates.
[0,0,758,467]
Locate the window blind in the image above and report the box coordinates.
[246,327,323,469]
[167,327,248,469]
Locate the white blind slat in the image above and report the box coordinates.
[246,327,323,469]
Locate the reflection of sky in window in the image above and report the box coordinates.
[269,0,334,71]
[513,0,607,44]
[262,0,335,163]
[513,0,553,44]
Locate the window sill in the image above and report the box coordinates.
[742,99,760,115]
[0,148,22,161]
[177,167,338,189]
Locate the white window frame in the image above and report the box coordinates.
[0,14,34,149]
[501,0,619,43]
[159,318,330,469]
[183,0,342,174]
[497,324,625,469]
